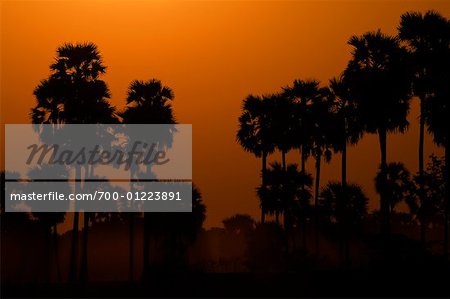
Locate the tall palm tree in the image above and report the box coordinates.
[283,79,327,254]
[309,86,334,216]
[329,75,364,187]
[282,80,321,173]
[31,42,117,283]
[409,13,450,259]
[398,10,450,244]
[344,30,413,239]
[237,95,276,223]
[120,79,176,280]
[270,94,296,172]
[307,85,335,255]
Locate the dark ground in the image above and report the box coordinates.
[2,264,449,298]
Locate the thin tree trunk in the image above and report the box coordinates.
[314,152,322,209]
[143,213,150,280]
[143,163,152,280]
[80,212,89,283]
[444,139,449,260]
[301,145,306,174]
[69,165,81,283]
[341,137,351,265]
[53,223,61,283]
[300,146,307,251]
[129,170,135,281]
[378,129,390,240]
[419,97,427,244]
[261,150,267,224]
[281,149,286,228]
[342,139,347,187]
[45,225,52,283]
[129,213,135,281]
[80,165,90,283]
[314,151,321,255]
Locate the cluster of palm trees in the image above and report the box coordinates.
[237,10,450,257]
[29,43,206,282]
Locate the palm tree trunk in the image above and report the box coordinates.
[45,225,52,283]
[143,213,150,280]
[80,212,89,283]
[143,162,153,280]
[80,165,91,283]
[314,151,321,255]
[419,97,427,244]
[302,219,307,251]
[129,173,135,281]
[69,165,81,283]
[301,145,306,173]
[129,213,135,281]
[129,169,135,282]
[444,139,449,260]
[281,149,286,229]
[261,150,267,224]
[53,223,61,283]
[342,139,347,187]
[378,128,390,240]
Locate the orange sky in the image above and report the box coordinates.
[1,0,449,228]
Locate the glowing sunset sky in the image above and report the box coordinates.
[1,0,449,227]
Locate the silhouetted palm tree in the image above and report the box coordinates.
[309,85,333,208]
[417,15,450,259]
[344,31,412,239]
[399,10,450,244]
[270,94,296,172]
[319,182,368,264]
[237,95,276,223]
[375,162,413,214]
[120,79,176,280]
[31,42,116,283]
[282,80,320,173]
[307,84,334,255]
[329,75,364,187]
[257,161,313,247]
